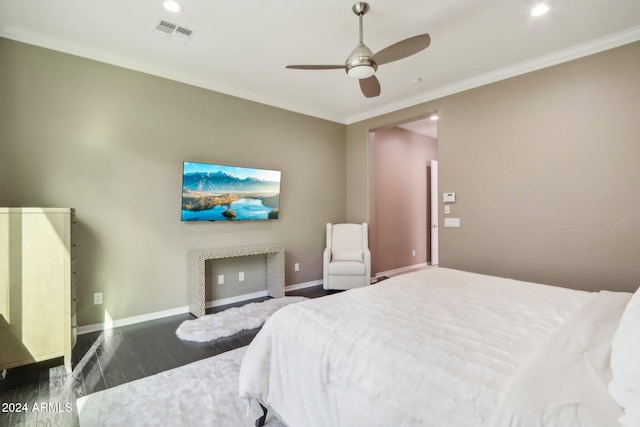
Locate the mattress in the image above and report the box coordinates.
[239,268,626,426]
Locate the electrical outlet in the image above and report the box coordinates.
[412,250,416,257]
[239,272,245,282]
[217,274,224,285]
[94,292,103,305]
[294,263,300,272]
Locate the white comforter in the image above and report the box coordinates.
[239,268,616,426]
[490,290,628,427]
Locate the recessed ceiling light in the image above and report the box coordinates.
[163,0,183,13]
[429,114,439,121]
[530,4,550,17]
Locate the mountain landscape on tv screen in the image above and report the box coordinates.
[181,170,280,221]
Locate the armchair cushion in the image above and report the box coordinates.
[331,249,364,262]
[328,261,367,276]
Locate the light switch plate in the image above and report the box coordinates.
[444,218,461,228]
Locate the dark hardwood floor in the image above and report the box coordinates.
[0,286,333,427]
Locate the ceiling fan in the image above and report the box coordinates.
[286,2,431,98]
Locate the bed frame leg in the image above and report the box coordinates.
[255,402,268,427]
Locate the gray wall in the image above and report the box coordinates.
[0,38,347,326]
[347,41,640,293]
[371,127,438,275]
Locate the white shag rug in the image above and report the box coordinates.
[176,296,308,342]
[77,346,285,427]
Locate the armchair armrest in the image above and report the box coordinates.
[323,247,332,286]
[363,248,371,284]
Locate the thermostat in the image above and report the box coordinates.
[443,192,456,203]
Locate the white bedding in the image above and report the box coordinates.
[490,290,629,427]
[238,267,614,426]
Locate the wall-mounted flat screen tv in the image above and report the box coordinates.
[181,161,281,221]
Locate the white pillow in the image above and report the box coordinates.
[609,286,640,427]
[331,249,363,262]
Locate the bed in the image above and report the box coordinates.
[238,267,640,427]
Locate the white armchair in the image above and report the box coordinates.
[323,223,371,290]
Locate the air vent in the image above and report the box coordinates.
[173,26,193,41]
[155,20,177,34]
[153,20,194,43]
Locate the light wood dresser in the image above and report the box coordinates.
[0,208,77,373]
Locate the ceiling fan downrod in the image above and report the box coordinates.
[352,2,369,44]
[346,2,376,79]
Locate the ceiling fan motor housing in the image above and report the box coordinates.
[345,43,377,78]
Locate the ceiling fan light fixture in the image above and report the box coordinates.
[348,65,376,79]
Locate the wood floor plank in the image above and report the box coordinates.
[79,353,107,396]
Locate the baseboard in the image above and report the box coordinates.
[204,290,269,309]
[77,279,323,335]
[375,263,429,279]
[77,305,191,335]
[285,279,323,291]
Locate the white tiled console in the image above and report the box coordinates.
[187,244,285,318]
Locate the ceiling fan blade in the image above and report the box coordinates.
[370,33,431,66]
[359,75,381,98]
[286,65,345,70]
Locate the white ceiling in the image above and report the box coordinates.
[1,0,639,124]
[397,118,438,139]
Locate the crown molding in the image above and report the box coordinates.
[0,25,346,124]
[345,26,640,125]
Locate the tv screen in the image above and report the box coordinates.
[181,161,281,221]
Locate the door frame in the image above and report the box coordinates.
[429,160,439,265]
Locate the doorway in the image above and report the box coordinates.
[370,114,439,277]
